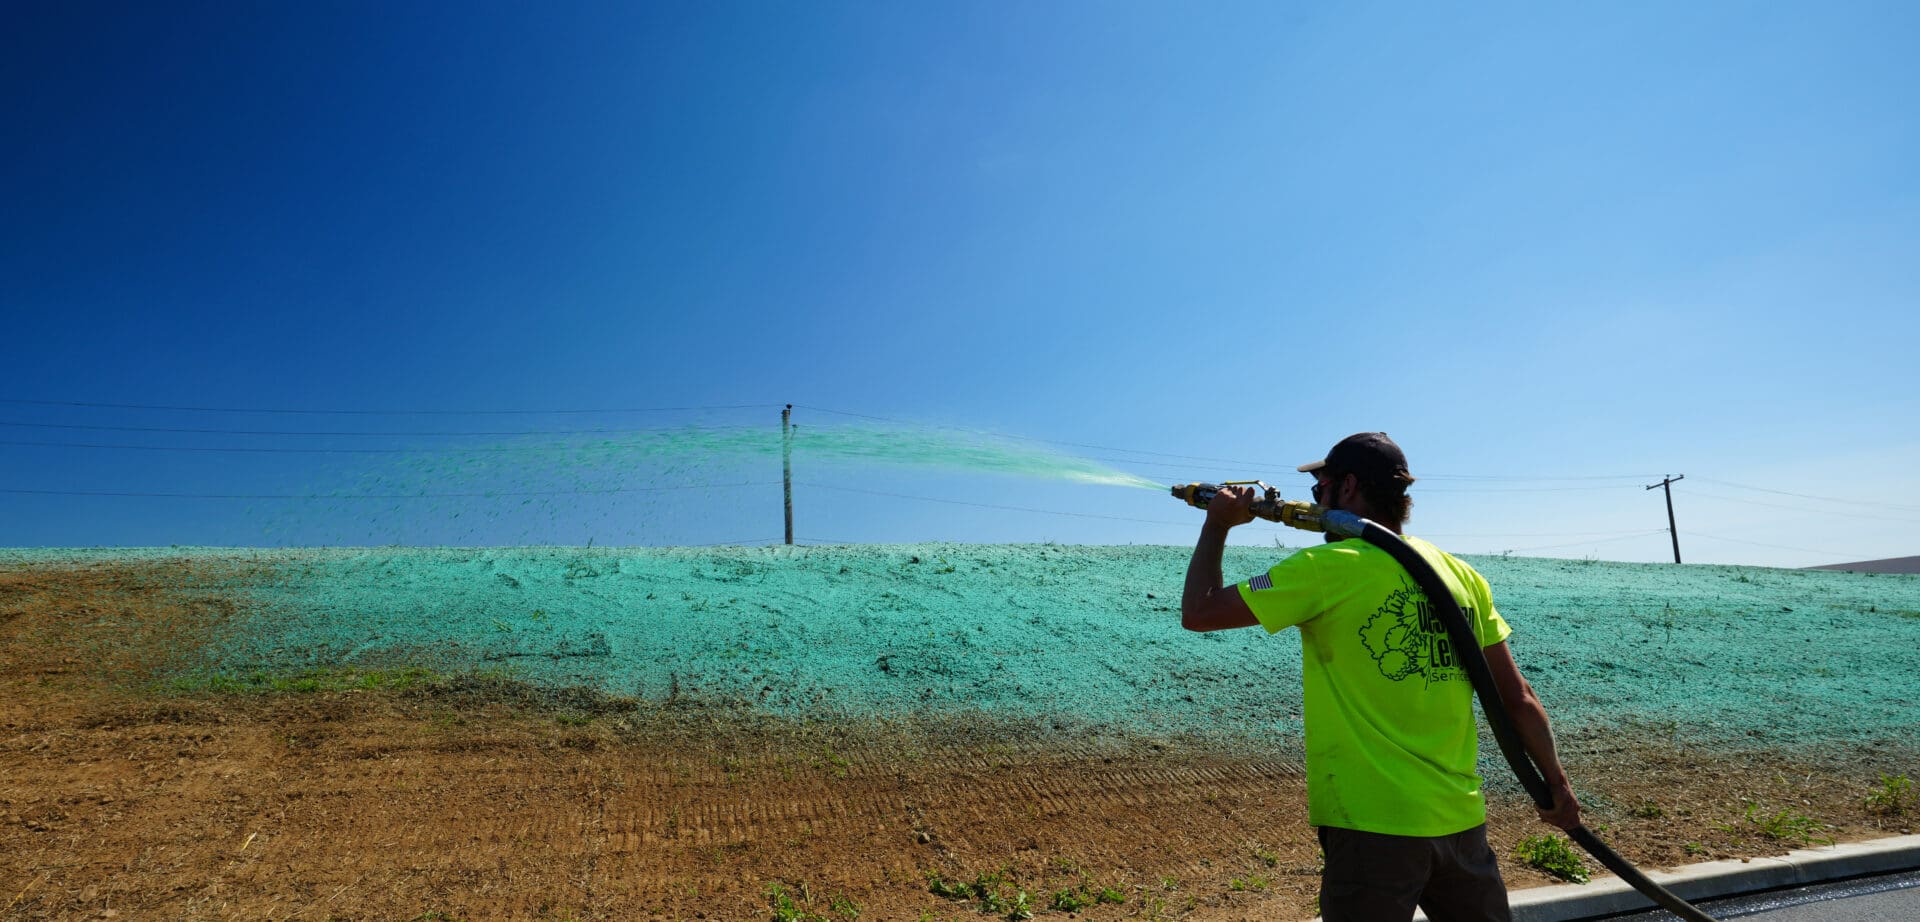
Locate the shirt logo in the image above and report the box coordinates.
[1247,573,1272,592]
[1358,577,1468,686]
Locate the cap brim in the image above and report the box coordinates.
[1296,459,1327,473]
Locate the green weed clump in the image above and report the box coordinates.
[1048,888,1089,911]
[1515,834,1590,883]
[764,882,858,922]
[1740,803,1834,846]
[925,870,970,901]
[1865,773,1912,816]
[765,882,811,922]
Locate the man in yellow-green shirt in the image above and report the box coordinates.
[1181,433,1581,922]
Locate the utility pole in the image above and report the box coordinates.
[1645,474,1684,563]
[781,405,794,545]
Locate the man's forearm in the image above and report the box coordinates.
[1183,523,1231,615]
[1503,690,1568,785]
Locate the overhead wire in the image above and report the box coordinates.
[0,437,1665,496]
[0,398,780,416]
[1677,487,1920,526]
[0,481,781,500]
[1691,476,1920,513]
[793,402,1666,480]
[0,439,634,455]
[1419,528,1672,539]
[1492,530,1671,554]
[5,397,1905,562]
[794,482,1195,527]
[0,437,1670,488]
[9,397,1667,483]
[1687,531,1871,561]
[792,403,1303,467]
[0,420,758,438]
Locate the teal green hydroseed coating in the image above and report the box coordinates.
[7,545,1917,752]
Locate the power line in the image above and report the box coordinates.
[792,404,1297,467]
[1678,487,1920,526]
[1691,476,1920,513]
[794,481,1196,526]
[1082,454,1655,485]
[3,398,1677,485]
[0,420,760,438]
[1421,528,1671,539]
[0,439,601,455]
[9,398,1898,518]
[1687,531,1871,561]
[0,438,1664,487]
[0,481,780,500]
[1419,473,1659,482]
[794,403,1683,480]
[0,398,778,416]
[1495,530,1671,554]
[1416,484,1641,494]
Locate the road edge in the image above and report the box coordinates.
[1482,833,1920,921]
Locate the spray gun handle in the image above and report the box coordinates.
[1172,482,1329,532]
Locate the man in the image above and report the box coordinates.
[1181,432,1580,922]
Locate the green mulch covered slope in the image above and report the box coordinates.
[7,544,1917,754]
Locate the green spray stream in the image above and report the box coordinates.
[261,420,1167,545]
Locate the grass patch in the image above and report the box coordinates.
[1515,834,1590,883]
[169,666,436,696]
[925,871,971,902]
[1737,802,1834,846]
[1049,888,1089,912]
[924,868,1038,919]
[1866,773,1911,816]
[764,881,858,922]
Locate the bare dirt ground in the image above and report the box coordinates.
[2,561,1913,921]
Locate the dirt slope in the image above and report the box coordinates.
[2,555,1914,921]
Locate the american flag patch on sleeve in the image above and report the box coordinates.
[1247,573,1273,592]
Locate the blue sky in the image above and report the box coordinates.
[3,1,1915,567]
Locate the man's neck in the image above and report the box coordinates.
[1342,502,1402,535]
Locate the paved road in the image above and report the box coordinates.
[1589,868,1920,920]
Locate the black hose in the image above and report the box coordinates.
[1330,512,1718,922]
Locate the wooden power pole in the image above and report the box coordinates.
[782,405,794,545]
[1645,474,1684,563]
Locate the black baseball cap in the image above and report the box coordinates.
[1297,432,1411,482]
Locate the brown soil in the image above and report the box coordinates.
[2,561,1913,922]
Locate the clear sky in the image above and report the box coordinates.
[4,1,1916,568]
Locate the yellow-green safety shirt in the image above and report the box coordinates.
[1238,535,1511,837]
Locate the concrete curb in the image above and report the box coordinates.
[1476,833,1920,921]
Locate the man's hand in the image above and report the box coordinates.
[1205,484,1256,530]
[1538,775,1583,831]
[1182,485,1260,632]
